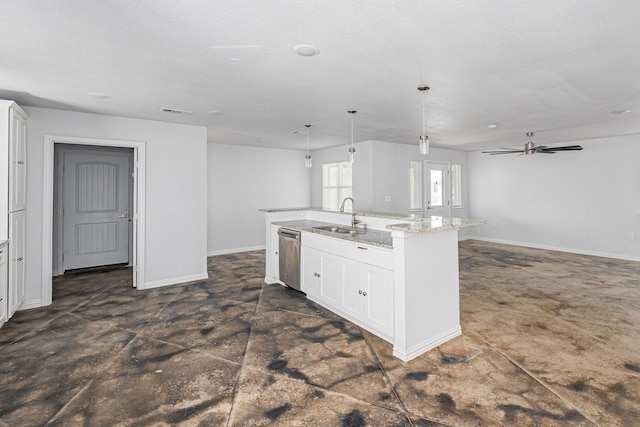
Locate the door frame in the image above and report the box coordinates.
[55,146,134,275]
[424,160,452,217]
[42,135,146,306]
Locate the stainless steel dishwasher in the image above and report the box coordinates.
[277,227,301,290]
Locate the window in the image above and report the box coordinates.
[409,161,422,211]
[451,163,462,208]
[322,162,352,211]
[430,169,444,207]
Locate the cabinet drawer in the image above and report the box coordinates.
[302,232,393,270]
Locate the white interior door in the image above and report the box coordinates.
[63,152,130,270]
[424,162,451,217]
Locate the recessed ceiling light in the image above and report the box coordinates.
[293,44,320,57]
[611,109,631,115]
[88,92,110,99]
[487,123,499,129]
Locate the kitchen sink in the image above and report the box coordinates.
[313,225,364,235]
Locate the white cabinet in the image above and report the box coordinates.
[0,100,28,325]
[302,231,394,342]
[271,224,280,282]
[339,258,394,341]
[301,246,339,305]
[0,242,7,326]
[9,107,27,212]
[8,211,25,315]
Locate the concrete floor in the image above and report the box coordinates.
[0,240,638,426]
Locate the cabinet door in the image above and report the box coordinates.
[8,210,26,317]
[0,246,7,325]
[271,225,280,280]
[339,258,363,320]
[362,265,394,339]
[301,246,319,297]
[9,107,27,212]
[317,252,340,306]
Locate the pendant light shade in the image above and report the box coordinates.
[348,110,357,163]
[304,124,312,168]
[418,86,430,156]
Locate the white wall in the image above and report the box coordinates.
[467,135,640,260]
[25,107,208,306]
[207,143,311,255]
[310,141,375,210]
[310,140,470,220]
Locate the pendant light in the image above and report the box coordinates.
[348,110,357,163]
[418,86,430,155]
[304,124,312,168]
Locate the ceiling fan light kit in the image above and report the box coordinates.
[482,132,584,156]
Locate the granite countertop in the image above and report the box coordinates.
[386,216,487,233]
[272,220,393,249]
[260,207,413,221]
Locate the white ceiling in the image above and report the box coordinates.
[2,1,640,151]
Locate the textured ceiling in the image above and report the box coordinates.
[2,0,640,151]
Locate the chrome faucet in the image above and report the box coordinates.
[339,197,359,227]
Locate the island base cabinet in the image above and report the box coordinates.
[339,258,394,342]
[301,246,339,306]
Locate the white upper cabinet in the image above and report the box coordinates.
[9,106,27,212]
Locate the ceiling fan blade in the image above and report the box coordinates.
[482,147,523,154]
[539,145,584,152]
[483,150,525,155]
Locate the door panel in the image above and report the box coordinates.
[339,258,362,319]
[63,153,130,270]
[318,252,340,306]
[9,108,27,212]
[425,162,451,217]
[8,211,25,316]
[363,265,394,339]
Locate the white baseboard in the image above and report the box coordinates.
[393,325,462,362]
[466,236,640,262]
[18,299,44,311]
[207,245,266,256]
[143,273,209,290]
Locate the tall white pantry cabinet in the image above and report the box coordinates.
[0,100,27,328]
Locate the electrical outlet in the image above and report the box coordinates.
[385,195,392,201]
[629,232,636,241]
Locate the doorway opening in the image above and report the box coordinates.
[53,144,134,276]
[42,136,146,307]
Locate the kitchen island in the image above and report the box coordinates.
[261,207,484,361]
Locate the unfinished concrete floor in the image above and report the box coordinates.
[0,240,638,426]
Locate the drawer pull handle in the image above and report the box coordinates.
[357,246,368,250]
[17,161,25,165]
[17,257,23,261]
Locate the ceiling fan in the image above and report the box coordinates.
[482,132,583,155]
